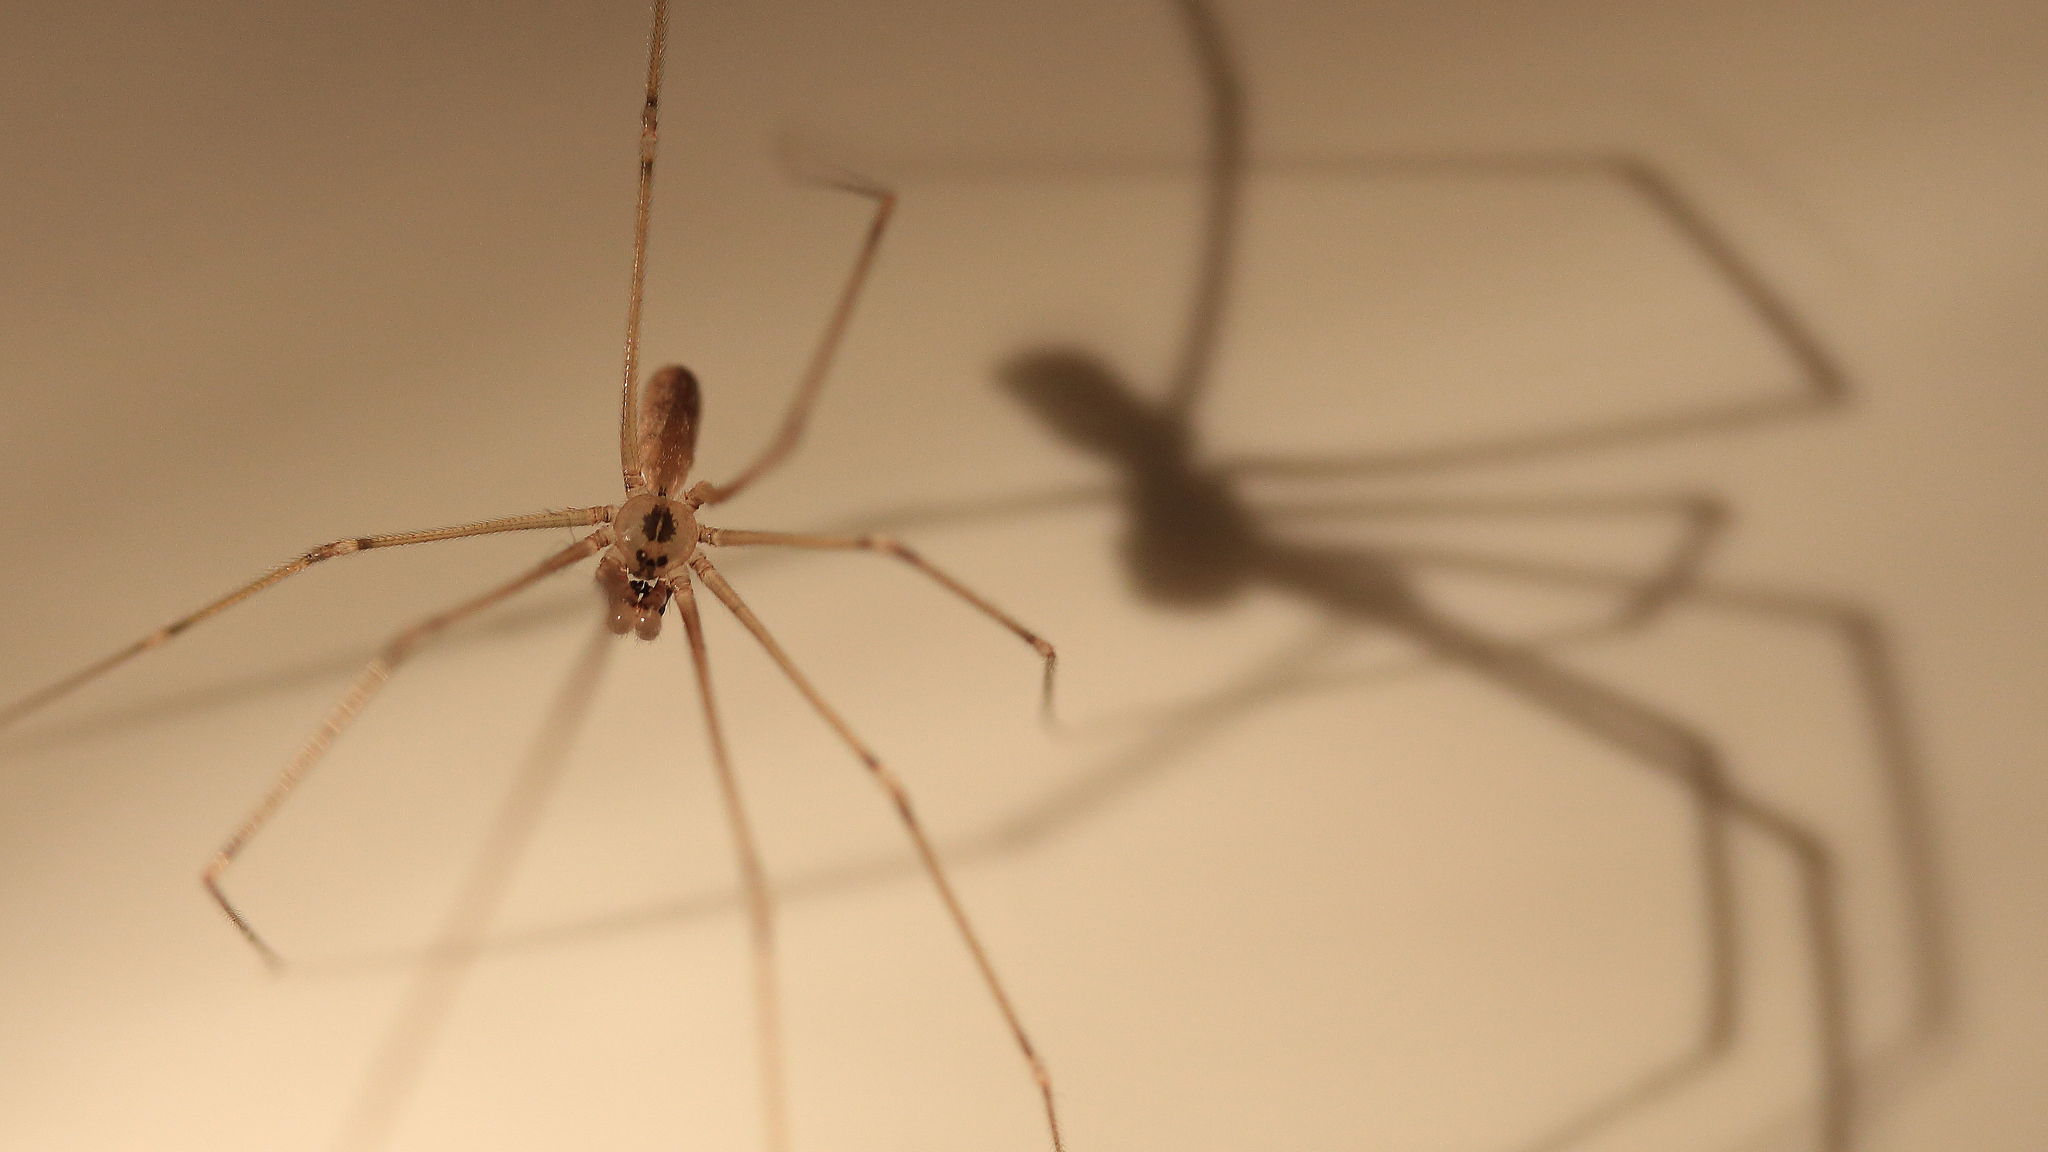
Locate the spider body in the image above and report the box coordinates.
[0,4,1070,1148]
[599,363,718,640]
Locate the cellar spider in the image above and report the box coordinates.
[0,2,1066,1150]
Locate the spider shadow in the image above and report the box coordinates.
[740,0,1939,1145]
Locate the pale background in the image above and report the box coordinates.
[0,1,2042,1150]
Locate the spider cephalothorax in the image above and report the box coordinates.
[598,491,699,640]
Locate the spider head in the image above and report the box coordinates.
[610,493,698,574]
[600,493,699,640]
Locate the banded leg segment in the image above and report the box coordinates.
[0,506,616,731]
[204,531,609,967]
[688,554,1066,1152]
[617,0,673,495]
[672,575,790,1152]
[703,528,1057,719]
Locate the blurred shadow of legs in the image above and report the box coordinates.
[326,622,614,1152]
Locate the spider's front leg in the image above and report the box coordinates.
[206,530,610,967]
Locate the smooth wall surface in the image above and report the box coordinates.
[1,1,2042,1150]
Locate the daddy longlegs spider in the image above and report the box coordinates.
[0,2,1066,1150]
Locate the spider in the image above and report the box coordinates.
[0,3,1065,1150]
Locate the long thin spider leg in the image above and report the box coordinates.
[693,175,896,507]
[618,0,673,495]
[0,506,616,732]
[817,482,1113,540]
[671,572,789,1152]
[687,553,1066,1152]
[701,528,1058,720]
[204,531,609,969]
[0,490,1110,755]
[1259,489,1728,626]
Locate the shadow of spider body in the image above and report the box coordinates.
[883,1,1952,1149]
